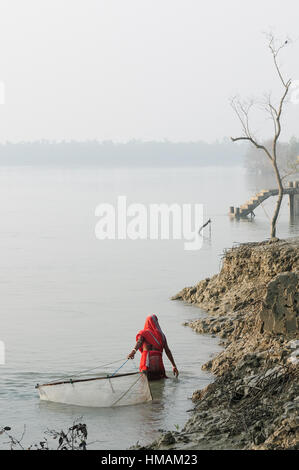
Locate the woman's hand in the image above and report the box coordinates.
[172,366,179,377]
[127,350,136,360]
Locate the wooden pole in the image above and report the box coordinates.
[289,194,294,219]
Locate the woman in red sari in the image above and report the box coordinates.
[128,314,179,380]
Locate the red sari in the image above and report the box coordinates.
[136,315,167,380]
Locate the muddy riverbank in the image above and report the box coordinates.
[138,238,299,450]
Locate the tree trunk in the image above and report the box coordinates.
[271,160,283,238]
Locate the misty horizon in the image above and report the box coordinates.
[0,139,246,167]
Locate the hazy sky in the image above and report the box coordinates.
[0,0,298,143]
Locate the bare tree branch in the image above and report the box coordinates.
[230,34,293,238]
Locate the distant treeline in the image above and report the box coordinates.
[243,137,299,189]
[0,140,246,167]
[245,137,299,176]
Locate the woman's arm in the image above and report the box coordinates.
[164,340,179,377]
[127,336,143,359]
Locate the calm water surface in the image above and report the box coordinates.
[0,165,298,449]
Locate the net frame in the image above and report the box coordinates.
[36,372,153,408]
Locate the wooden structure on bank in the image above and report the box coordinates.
[229,181,299,219]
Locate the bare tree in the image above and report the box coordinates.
[231,34,292,238]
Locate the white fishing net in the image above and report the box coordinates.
[37,372,152,408]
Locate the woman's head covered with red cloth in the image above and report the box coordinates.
[136,314,166,352]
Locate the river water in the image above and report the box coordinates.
[0,165,298,449]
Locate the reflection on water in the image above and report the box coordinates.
[149,378,166,402]
[0,165,298,449]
